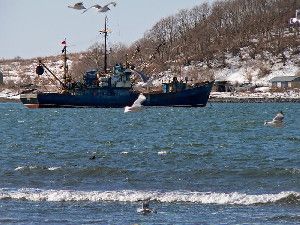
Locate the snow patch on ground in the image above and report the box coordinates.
[1,47,300,100]
[0,89,19,99]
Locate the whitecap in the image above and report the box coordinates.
[48,167,61,171]
[158,151,167,155]
[14,166,38,171]
[0,189,298,205]
[28,166,38,170]
[14,166,25,171]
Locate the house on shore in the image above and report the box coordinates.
[213,80,234,92]
[269,76,300,89]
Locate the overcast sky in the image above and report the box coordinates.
[0,0,213,59]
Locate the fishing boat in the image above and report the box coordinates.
[20,17,214,108]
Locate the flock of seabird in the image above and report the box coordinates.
[68,2,117,13]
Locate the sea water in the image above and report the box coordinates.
[0,103,299,224]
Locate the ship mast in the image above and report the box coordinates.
[100,16,109,74]
[104,16,108,73]
[62,39,68,86]
[63,44,68,85]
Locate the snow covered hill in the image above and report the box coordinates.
[0,46,300,101]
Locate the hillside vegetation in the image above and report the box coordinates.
[127,0,300,72]
[1,0,300,89]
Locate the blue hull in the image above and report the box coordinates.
[20,82,213,108]
[143,82,213,107]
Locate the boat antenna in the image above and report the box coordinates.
[100,16,108,73]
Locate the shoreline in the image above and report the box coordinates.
[0,97,299,104]
[209,91,300,103]
[209,97,300,103]
[0,97,21,103]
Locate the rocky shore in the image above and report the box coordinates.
[209,92,300,103]
[0,97,20,103]
[209,97,300,103]
[0,91,300,104]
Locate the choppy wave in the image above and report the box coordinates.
[0,189,299,205]
[13,165,300,177]
[13,165,127,175]
[14,166,62,171]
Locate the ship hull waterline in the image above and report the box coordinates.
[20,82,213,109]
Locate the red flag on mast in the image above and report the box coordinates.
[61,39,66,45]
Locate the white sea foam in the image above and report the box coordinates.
[0,189,298,205]
[14,166,38,171]
[47,167,61,171]
[158,151,167,155]
[14,166,61,171]
[14,166,25,171]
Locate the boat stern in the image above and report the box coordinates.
[20,93,40,108]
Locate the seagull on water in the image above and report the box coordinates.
[82,2,117,13]
[68,2,86,10]
[124,93,146,113]
[264,111,284,126]
[137,198,157,214]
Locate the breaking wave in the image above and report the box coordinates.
[0,189,299,205]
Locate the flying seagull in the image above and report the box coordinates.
[68,2,86,10]
[124,93,146,113]
[82,2,117,13]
